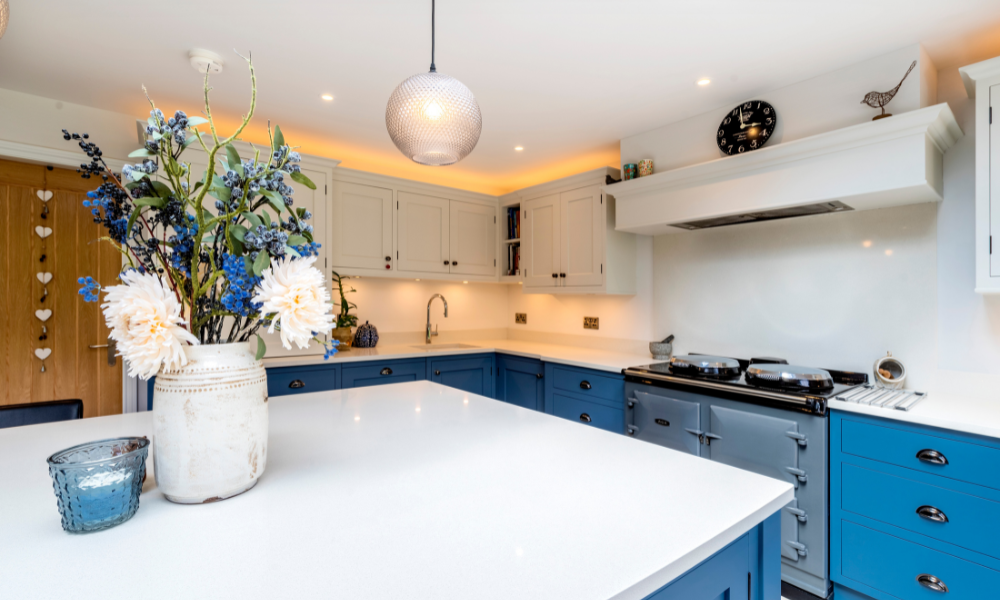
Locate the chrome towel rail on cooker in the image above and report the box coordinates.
[835,384,927,411]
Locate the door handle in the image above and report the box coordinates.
[785,506,808,523]
[434,370,441,376]
[917,449,948,465]
[916,505,949,523]
[89,340,117,366]
[786,541,808,558]
[288,379,305,389]
[89,345,109,349]
[703,432,721,446]
[579,413,592,423]
[916,574,949,593]
[626,425,637,436]
[579,380,591,390]
[380,367,393,376]
[785,467,808,483]
[785,430,808,447]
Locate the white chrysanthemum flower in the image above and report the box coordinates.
[252,256,334,350]
[101,270,199,380]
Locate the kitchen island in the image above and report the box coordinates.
[0,381,793,600]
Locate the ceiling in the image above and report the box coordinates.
[1,0,999,195]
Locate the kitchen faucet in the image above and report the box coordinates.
[426,294,448,344]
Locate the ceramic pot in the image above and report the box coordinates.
[152,343,268,504]
[331,326,354,349]
[623,163,638,180]
[638,159,654,177]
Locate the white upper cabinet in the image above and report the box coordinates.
[397,191,451,274]
[560,186,604,287]
[522,194,560,287]
[450,200,497,276]
[959,55,1000,293]
[329,181,393,272]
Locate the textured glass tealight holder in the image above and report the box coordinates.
[47,437,149,533]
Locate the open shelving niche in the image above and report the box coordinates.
[499,195,523,284]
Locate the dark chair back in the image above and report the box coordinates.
[0,399,84,429]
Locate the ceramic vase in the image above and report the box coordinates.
[332,326,354,350]
[152,343,268,504]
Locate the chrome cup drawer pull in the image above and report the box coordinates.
[380,367,393,376]
[579,413,592,423]
[288,379,305,389]
[916,505,949,523]
[917,449,949,465]
[916,574,949,593]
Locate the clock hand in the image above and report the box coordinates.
[739,108,745,126]
[740,122,762,129]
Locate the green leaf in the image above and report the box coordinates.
[253,250,270,276]
[295,207,307,219]
[289,171,316,190]
[261,209,272,226]
[272,125,285,151]
[150,180,173,199]
[242,212,262,229]
[225,145,243,177]
[231,237,244,256]
[128,148,154,158]
[254,334,267,361]
[147,116,158,128]
[151,132,163,141]
[186,116,208,127]
[303,230,314,243]
[133,197,166,209]
[126,208,143,240]
[286,234,307,246]
[243,255,254,275]
[262,190,285,214]
[201,235,216,244]
[182,135,198,149]
[208,186,232,203]
[230,224,248,242]
[285,245,301,258]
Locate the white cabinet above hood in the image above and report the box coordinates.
[606,104,962,235]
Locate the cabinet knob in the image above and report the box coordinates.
[434,370,441,376]
[551,273,558,278]
[452,261,457,266]
[536,373,543,379]
[380,367,393,376]
[289,379,305,389]
[579,413,592,423]
[916,505,949,523]
[559,273,566,278]
[916,449,948,465]
[579,381,592,390]
[385,256,391,261]
[444,260,450,265]
[916,574,949,593]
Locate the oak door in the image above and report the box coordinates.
[0,158,123,418]
[396,191,450,274]
[449,200,496,276]
[560,186,603,287]
[521,193,560,288]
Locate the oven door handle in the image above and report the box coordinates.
[786,467,808,484]
[785,431,808,447]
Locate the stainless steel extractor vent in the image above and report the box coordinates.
[669,201,853,231]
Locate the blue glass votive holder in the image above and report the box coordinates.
[47,437,149,533]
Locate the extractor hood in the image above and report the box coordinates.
[605,104,962,236]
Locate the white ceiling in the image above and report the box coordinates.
[1,0,999,194]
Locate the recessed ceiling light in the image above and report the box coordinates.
[514,146,524,151]
[321,94,334,101]
[697,78,711,86]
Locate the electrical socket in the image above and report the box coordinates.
[583,317,599,330]
[515,313,527,324]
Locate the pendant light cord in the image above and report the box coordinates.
[429,0,436,73]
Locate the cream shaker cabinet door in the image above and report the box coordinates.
[560,186,604,287]
[991,84,1000,277]
[329,181,393,272]
[397,191,451,273]
[521,193,561,288]
[450,200,496,276]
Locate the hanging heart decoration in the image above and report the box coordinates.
[37,190,54,202]
[35,226,53,238]
[34,348,52,361]
[37,272,53,285]
[35,309,52,322]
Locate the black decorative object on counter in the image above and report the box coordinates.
[353,321,379,348]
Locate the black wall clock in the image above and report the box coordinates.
[717,100,776,155]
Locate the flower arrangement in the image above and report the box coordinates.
[67,52,338,378]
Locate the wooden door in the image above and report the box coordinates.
[396,191,450,273]
[449,200,496,276]
[0,158,123,418]
[521,193,560,288]
[560,186,604,287]
[329,181,393,272]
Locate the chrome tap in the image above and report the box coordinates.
[426,294,448,344]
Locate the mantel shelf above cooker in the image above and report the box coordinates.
[606,104,963,235]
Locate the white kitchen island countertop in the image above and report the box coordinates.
[263,338,654,374]
[0,381,792,600]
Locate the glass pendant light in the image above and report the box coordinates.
[385,0,482,166]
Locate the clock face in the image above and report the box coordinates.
[717,100,777,155]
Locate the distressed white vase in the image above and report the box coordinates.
[152,342,268,504]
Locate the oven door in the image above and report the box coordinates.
[628,390,703,456]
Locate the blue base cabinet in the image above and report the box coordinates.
[342,358,427,389]
[495,355,545,410]
[831,410,1000,600]
[429,354,494,397]
[266,364,341,397]
[544,363,625,434]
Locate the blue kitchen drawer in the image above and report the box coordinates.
[266,364,341,397]
[342,358,426,389]
[429,354,494,398]
[841,418,1000,491]
[841,462,1000,560]
[551,364,624,406]
[551,392,624,434]
[839,520,1000,599]
[496,354,544,411]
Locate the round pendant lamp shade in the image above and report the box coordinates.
[0,0,9,40]
[385,71,482,166]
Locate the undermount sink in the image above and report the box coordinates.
[410,344,480,351]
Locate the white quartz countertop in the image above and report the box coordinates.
[0,381,792,600]
[264,338,654,374]
[830,390,1000,440]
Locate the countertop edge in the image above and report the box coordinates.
[830,400,1000,441]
